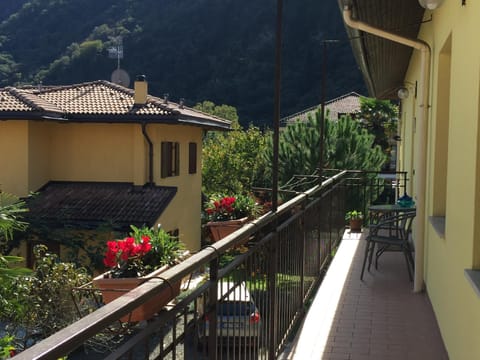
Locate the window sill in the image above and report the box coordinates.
[429,216,445,238]
[464,270,480,299]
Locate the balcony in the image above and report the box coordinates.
[13,170,447,359]
[282,231,448,360]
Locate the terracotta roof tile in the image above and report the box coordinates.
[25,181,177,230]
[0,80,230,130]
[0,89,33,112]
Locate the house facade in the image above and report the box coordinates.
[339,0,480,358]
[281,91,363,125]
[0,78,230,258]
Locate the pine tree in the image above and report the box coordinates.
[263,111,387,186]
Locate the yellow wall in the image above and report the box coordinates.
[401,2,480,359]
[0,120,203,251]
[148,124,203,251]
[28,121,51,192]
[0,121,29,195]
[49,123,137,183]
[398,86,417,196]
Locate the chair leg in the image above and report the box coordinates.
[367,242,375,272]
[407,248,415,279]
[360,240,371,280]
[402,249,413,281]
[406,245,415,270]
[375,245,388,270]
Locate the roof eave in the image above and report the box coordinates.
[338,0,425,99]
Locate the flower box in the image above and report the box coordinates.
[93,265,180,322]
[206,217,249,242]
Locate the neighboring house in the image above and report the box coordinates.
[0,77,230,266]
[339,1,480,359]
[281,91,362,126]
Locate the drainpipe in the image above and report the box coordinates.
[343,6,430,292]
[141,122,154,185]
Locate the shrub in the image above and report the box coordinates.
[2,245,90,351]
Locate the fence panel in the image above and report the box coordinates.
[14,171,360,360]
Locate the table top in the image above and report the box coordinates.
[369,204,416,212]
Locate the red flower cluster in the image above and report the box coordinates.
[103,236,152,268]
[205,196,236,217]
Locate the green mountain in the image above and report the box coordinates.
[0,0,364,126]
[0,0,28,21]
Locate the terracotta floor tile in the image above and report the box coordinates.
[282,230,449,360]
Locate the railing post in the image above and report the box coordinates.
[300,201,306,308]
[328,191,333,259]
[208,257,219,360]
[268,230,278,360]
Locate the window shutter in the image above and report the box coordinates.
[161,141,180,177]
[189,142,197,174]
[174,142,180,176]
[161,142,171,178]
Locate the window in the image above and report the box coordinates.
[430,34,451,237]
[189,142,197,174]
[169,228,179,238]
[161,141,179,178]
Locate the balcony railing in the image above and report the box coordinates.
[14,170,408,360]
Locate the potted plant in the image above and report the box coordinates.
[203,193,261,242]
[345,210,364,232]
[93,225,186,322]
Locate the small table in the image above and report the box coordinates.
[369,204,416,224]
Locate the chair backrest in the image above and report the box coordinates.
[398,210,416,241]
[369,210,416,240]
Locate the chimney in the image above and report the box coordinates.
[134,75,148,105]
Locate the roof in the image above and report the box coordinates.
[337,0,425,99]
[281,92,363,125]
[24,181,177,230]
[0,80,231,130]
[324,92,362,120]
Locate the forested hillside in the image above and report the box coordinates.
[0,0,28,21]
[0,0,365,126]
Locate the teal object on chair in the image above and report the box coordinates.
[397,193,415,208]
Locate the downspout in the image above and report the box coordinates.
[343,6,430,292]
[141,122,154,185]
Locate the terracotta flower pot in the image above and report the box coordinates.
[349,218,363,232]
[206,217,249,242]
[93,266,180,322]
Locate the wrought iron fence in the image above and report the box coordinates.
[341,170,409,224]
[13,170,404,360]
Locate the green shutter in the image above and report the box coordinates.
[189,142,197,174]
[174,142,180,176]
[161,142,171,178]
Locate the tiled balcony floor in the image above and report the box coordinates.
[282,230,449,360]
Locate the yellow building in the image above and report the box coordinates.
[339,1,480,358]
[0,77,230,264]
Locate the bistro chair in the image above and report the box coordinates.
[360,210,416,281]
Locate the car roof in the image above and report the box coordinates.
[218,282,251,302]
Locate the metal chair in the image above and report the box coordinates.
[360,210,416,281]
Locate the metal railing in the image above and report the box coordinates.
[14,170,406,360]
[341,170,409,223]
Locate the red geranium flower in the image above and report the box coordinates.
[102,235,152,277]
[203,193,260,222]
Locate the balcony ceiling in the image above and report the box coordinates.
[338,0,425,99]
